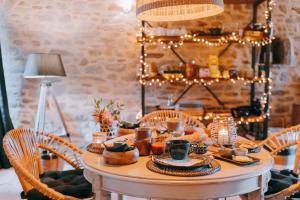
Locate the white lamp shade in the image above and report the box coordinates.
[136,0,224,22]
[24,53,66,79]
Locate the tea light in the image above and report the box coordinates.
[211,113,237,146]
[151,142,165,155]
[92,132,107,144]
[218,128,229,145]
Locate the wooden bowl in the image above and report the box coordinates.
[103,148,139,165]
[118,128,135,136]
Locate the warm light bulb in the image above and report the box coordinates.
[120,0,134,13]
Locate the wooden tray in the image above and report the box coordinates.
[213,154,260,166]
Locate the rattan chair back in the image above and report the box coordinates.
[140,110,205,129]
[259,125,300,200]
[3,128,83,200]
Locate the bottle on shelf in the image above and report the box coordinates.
[185,59,196,79]
[208,55,220,78]
[199,66,210,78]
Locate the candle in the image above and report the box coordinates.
[218,128,229,145]
[151,142,165,155]
[92,132,107,144]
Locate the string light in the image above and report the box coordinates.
[137,32,274,48]
[137,0,275,124]
[137,1,276,48]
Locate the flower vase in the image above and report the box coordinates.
[100,121,119,139]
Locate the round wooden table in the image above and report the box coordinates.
[82,148,273,200]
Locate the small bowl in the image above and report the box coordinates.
[192,143,208,154]
[234,148,248,156]
[103,147,139,165]
[219,148,234,158]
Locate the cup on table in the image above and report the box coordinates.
[166,118,181,132]
[167,140,190,160]
[151,138,166,155]
[135,127,152,156]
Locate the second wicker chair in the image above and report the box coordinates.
[140,110,205,129]
[259,125,300,200]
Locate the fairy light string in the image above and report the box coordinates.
[137,1,275,123]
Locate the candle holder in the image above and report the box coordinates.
[92,132,107,144]
[87,132,106,154]
[211,113,237,146]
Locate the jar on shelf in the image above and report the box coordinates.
[199,67,210,78]
[208,55,220,78]
[185,60,196,79]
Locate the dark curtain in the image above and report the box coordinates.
[0,46,13,168]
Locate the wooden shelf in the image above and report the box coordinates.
[137,34,235,44]
[139,75,266,85]
[137,33,269,47]
[137,34,233,44]
[196,112,265,123]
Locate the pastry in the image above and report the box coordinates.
[232,155,252,162]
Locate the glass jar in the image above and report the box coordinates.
[151,137,166,155]
[135,127,152,156]
[185,60,196,79]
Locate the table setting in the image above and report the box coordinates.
[80,101,273,200]
[86,112,264,176]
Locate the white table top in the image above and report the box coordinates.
[81,148,274,185]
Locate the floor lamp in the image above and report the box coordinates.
[24,53,66,135]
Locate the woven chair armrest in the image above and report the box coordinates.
[38,133,83,169]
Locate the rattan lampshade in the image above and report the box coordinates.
[24,53,66,79]
[136,0,224,22]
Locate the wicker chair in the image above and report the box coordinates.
[140,110,205,129]
[3,128,90,200]
[259,125,300,200]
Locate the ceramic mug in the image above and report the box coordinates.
[167,140,190,160]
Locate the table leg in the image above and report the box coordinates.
[95,190,110,200]
[116,193,123,200]
[245,173,270,200]
[92,176,111,200]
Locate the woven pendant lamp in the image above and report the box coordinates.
[136,0,224,22]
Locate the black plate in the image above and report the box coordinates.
[213,154,260,166]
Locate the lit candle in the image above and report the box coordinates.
[151,142,165,155]
[218,128,229,145]
[93,132,106,144]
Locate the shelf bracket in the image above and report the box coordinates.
[170,47,187,64]
[218,43,233,58]
[202,85,225,108]
[173,83,195,105]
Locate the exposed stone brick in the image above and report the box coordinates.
[0,0,299,133]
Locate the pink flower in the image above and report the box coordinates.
[101,110,113,126]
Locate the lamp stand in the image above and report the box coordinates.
[34,81,69,138]
[35,81,50,134]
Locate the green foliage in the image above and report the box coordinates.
[93,98,124,122]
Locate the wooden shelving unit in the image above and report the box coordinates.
[138,0,273,140]
[136,33,269,46]
[139,75,268,85]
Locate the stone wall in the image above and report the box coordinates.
[1,0,299,138]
